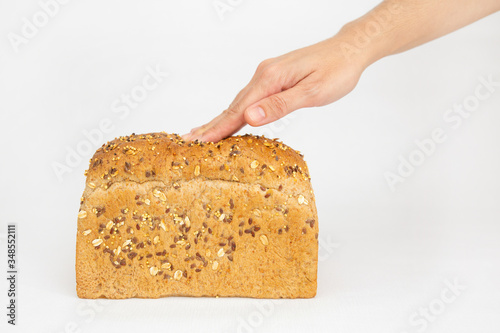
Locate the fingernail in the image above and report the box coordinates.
[247,106,266,124]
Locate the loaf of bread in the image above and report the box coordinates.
[76,133,318,299]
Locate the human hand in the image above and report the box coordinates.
[182,36,368,143]
[182,0,500,143]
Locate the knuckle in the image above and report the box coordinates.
[223,108,239,118]
[298,80,323,106]
[224,102,242,116]
[256,58,274,73]
[260,64,279,80]
[266,94,288,117]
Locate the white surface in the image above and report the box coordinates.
[1,1,499,332]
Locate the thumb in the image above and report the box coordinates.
[244,85,310,127]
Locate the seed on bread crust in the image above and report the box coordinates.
[78,210,87,219]
[92,239,103,247]
[306,219,315,228]
[298,195,308,205]
[153,189,167,202]
[174,270,183,280]
[160,221,167,231]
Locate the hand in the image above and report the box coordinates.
[182,37,367,143]
[182,0,500,143]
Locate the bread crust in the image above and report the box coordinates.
[76,133,318,298]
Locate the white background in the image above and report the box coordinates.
[1,0,499,332]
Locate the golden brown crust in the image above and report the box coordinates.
[76,133,318,299]
[83,133,311,193]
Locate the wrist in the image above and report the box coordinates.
[333,1,405,69]
[333,20,389,70]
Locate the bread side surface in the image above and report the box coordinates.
[76,133,318,299]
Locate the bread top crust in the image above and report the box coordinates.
[84,133,312,193]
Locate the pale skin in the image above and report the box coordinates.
[182,0,500,143]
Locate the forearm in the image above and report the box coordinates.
[335,0,500,68]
